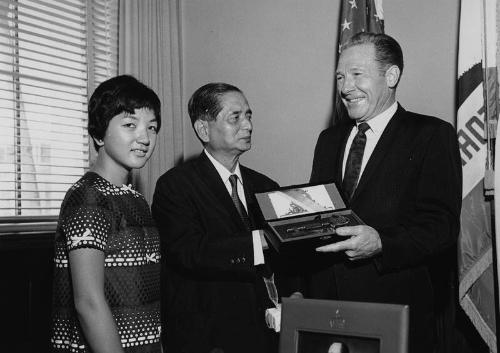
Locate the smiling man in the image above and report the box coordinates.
[307,33,462,353]
[152,83,279,353]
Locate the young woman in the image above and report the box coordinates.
[51,75,162,353]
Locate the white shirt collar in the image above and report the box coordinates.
[204,149,243,185]
[358,101,398,134]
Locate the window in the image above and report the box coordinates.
[0,0,118,230]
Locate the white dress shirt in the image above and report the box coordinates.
[204,150,265,265]
[342,102,398,182]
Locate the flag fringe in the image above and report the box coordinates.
[459,247,492,298]
[460,293,497,352]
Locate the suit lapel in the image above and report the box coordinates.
[336,123,355,186]
[195,153,247,230]
[350,106,405,202]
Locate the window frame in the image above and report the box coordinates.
[0,0,119,235]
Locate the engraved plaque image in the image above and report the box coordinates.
[268,185,335,219]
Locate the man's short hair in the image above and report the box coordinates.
[187,82,243,127]
[342,32,404,78]
[88,75,161,150]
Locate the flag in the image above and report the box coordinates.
[338,0,384,53]
[457,0,497,351]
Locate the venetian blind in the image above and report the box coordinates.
[0,0,118,227]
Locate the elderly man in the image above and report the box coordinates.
[152,83,279,353]
[308,33,462,353]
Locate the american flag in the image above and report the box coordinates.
[338,0,384,53]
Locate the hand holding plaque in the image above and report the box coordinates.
[316,224,382,260]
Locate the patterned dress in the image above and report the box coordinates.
[51,172,161,353]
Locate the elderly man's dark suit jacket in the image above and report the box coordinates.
[152,152,279,353]
[308,105,462,353]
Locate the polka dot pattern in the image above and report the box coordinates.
[51,172,161,353]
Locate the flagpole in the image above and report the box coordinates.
[494,102,500,353]
[494,0,500,348]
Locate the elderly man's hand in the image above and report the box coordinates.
[315,225,382,260]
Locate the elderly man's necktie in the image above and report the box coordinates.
[229,174,251,230]
[342,122,370,200]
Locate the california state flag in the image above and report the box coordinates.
[457,0,497,351]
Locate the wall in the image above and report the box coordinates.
[385,1,459,121]
[180,0,459,186]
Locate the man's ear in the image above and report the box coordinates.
[385,65,400,88]
[194,119,210,143]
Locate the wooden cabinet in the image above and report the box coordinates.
[0,233,54,353]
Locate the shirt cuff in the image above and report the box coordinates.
[252,230,265,265]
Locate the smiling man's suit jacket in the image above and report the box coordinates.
[308,104,462,353]
[152,152,279,353]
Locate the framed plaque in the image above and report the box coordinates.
[279,298,409,353]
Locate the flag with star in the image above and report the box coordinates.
[457,0,497,351]
[338,0,384,53]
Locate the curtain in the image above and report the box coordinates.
[119,0,184,203]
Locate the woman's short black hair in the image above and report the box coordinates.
[88,75,161,150]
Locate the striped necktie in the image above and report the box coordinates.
[229,174,252,230]
[342,122,370,200]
